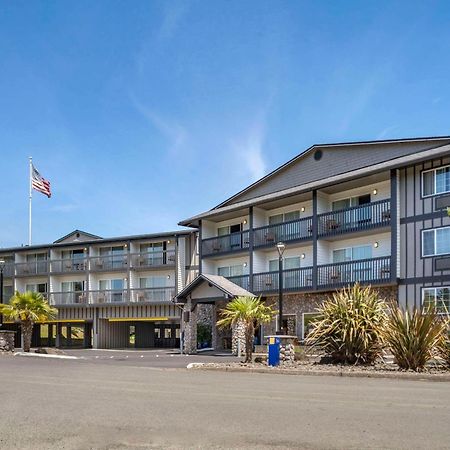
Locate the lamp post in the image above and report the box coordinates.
[276,242,286,335]
[0,259,5,327]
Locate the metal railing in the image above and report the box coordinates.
[252,267,314,293]
[226,275,250,291]
[317,256,391,289]
[50,258,87,274]
[202,230,250,257]
[15,260,49,276]
[130,287,175,303]
[1,263,15,278]
[89,255,128,271]
[130,250,176,269]
[89,289,128,304]
[49,291,88,305]
[318,199,391,237]
[253,216,313,248]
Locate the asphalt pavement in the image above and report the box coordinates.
[1,354,450,449]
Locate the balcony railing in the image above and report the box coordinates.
[15,260,49,276]
[318,199,391,237]
[1,263,15,277]
[89,255,128,271]
[252,267,314,293]
[130,287,175,303]
[49,291,88,306]
[130,251,176,269]
[253,216,313,248]
[227,274,250,291]
[317,256,391,289]
[89,289,128,304]
[202,230,250,257]
[50,258,87,274]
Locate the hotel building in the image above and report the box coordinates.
[0,230,198,349]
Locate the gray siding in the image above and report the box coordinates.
[398,155,450,309]
[224,140,450,206]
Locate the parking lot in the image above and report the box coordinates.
[1,352,450,449]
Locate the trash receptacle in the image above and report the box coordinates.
[267,336,280,366]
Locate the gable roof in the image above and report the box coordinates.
[175,273,254,302]
[54,230,102,244]
[179,136,450,227]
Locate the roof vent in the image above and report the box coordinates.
[314,149,323,161]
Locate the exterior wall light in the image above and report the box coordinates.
[167,240,171,244]
[167,275,171,279]
[374,242,379,248]
[301,253,306,259]
[243,262,248,267]
[373,189,378,195]
[301,207,305,212]
[243,219,248,225]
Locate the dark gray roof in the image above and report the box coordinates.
[0,229,196,254]
[179,136,450,226]
[176,273,254,302]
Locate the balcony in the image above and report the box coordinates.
[89,289,128,304]
[253,216,313,248]
[252,267,313,293]
[318,199,391,238]
[49,291,88,306]
[227,274,250,291]
[15,261,49,277]
[1,263,15,278]
[202,230,250,257]
[317,256,391,289]
[89,255,128,272]
[130,250,176,270]
[130,287,175,303]
[50,258,87,274]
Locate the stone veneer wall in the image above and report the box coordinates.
[262,286,398,338]
[0,331,15,352]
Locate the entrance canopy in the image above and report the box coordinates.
[175,274,254,304]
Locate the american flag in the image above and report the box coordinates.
[31,164,51,198]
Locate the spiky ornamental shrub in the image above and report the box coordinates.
[385,307,448,371]
[305,284,388,364]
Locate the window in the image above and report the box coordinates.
[139,276,167,288]
[423,287,450,313]
[269,256,301,271]
[25,283,47,293]
[269,210,300,225]
[61,281,84,292]
[99,279,125,290]
[333,245,372,263]
[422,165,450,197]
[332,194,371,211]
[217,264,247,277]
[422,227,450,257]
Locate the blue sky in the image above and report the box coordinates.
[1,1,449,247]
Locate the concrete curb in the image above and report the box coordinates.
[187,363,450,382]
[14,352,80,360]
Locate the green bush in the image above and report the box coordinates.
[385,307,447,371]
[305,284,387,364]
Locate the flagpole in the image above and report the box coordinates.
[29,157,32,246]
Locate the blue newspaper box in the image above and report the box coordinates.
[267,336,280,366]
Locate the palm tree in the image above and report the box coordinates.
[0,291,57,352]
[217,296,276,363]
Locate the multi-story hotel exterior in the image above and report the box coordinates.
[177,137,450,352]
[2,136,450,351]
[0,229,198,349]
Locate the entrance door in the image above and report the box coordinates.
[229,224,242,249]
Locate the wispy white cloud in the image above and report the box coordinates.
[376,125,399,140]
[157,1,190,42]
[130,94,188,156]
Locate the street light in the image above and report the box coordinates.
[0,259,5,327]
[276,242,286,335]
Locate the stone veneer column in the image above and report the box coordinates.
[231,319,246,356]
[0,330,15,352]
[183,299,197,354]
[211,304,218,350]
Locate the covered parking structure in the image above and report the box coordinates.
[175,274,255,354]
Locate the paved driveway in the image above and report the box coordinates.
[62,348,239,368]
[2,355,450,449]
